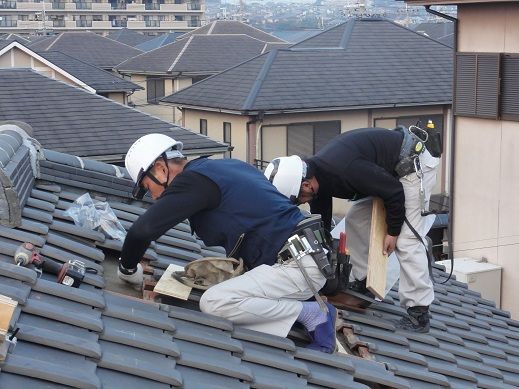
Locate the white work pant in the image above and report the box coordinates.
[346,151,439,308]
[199,255,326,337]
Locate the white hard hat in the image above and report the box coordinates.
[264,155,305,203]
[125,134,183,194]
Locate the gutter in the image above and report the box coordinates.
[424,4,457,264]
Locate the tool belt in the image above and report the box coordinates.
[394,126,426,178]
[278,215,335,279]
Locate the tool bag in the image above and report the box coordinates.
[173,257,244,290]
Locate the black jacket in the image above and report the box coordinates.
[308,128,405,235]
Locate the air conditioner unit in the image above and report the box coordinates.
[437,258,502,307]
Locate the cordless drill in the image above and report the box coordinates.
[14,243,86,287]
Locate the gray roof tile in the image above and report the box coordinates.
[0,69,227,158]
[179,20,284,43]
[107,28,154,47]
[163,18,452,112]
[117,34,268,74]
[29,31,143,69]
[38,50,142,92]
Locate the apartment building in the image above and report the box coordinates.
[0,0,204,34]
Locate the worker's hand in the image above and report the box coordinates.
[383,234,398,256]
[117,263,143,286]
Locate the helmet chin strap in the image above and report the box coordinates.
[146,154,170,190]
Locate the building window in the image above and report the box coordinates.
[287,121,340,157]
[501,54,519,121]
[200,119,207,136]
[223,122,231,158]
[146,76,165,104]
[454,52,500,119]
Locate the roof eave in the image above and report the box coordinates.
[166,100,452,116]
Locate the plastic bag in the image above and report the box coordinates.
[65,193,127,241]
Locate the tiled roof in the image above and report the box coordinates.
[135,32,185,51]
[107,28,155,47]
[117,34,268,75]
[162,18,453,113]
[36,51,142,93]
[0,124,410,389]
[29,32,143,69]
[178,20,285,43]
[2,124,519,387]
[0,69,228,159]
[270,29,322,43]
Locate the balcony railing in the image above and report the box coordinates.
[187,19,201,27]
[111,19,127,27]
[76,20,92,27]
[145,20,160,27]
[52,1,65,8]
[0,0,16,9]
[0,19,17,26]
[74,2,91,9]
[53,19,65,27]
[144,2,160,10]
[187,2,200,10]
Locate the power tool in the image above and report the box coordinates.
[14,243,88,287]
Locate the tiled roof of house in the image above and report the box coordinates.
[0,33,30,44]
[0,69,228,160]
[106,28,155,47]
[178,20,285,43]
[162,18,453,113]
[1,123,519,388]
[270,29,322,43]
[37,51,142,93]
[117,34,269,75]
[0,124,408,389]
[135,32,185,51]
[414,22,454,48]
[29,32,143,69]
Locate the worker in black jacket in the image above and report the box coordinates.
[265,127,440,332]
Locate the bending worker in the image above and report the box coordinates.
[266,127,440,333]
[118,133,337,353]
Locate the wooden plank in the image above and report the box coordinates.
[154,264,192,301]
[0,295,18,342]
[366,198,388,300]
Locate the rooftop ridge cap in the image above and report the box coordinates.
[339,19,356,49]
[168,35,194,72]
[207,21,217,35]
[242,49,278,111]
[45,34,63,51]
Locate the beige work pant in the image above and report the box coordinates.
[346,151,439,308]
[199,254,326,337]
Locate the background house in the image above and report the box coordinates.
[117,29,285,123]
[405,0,519,317]
[0,40,142,104]
[162,18,453,209]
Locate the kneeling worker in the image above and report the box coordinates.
[266,127,440,333]
[118,134,337,353]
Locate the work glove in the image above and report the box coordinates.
[117,262,143,285]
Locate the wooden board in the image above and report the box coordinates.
[366,198,388,300]
[0,295,18,342]
[154,264,192,301]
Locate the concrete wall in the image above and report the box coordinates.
[453,2,519,315]
[183,110,249,161]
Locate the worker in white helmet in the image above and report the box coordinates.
[119,133,337,353]
[265,127,440,333]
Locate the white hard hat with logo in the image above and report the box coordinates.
[264,155,306,204]
[125,133,183,199]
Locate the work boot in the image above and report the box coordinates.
[348,278,375,299]
[395,306,430,333]
[307,303,337,354]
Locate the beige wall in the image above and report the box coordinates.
[106,92,127,105]
[129,74,176,123]
[453,2,519,316]
[183,109,249,161]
